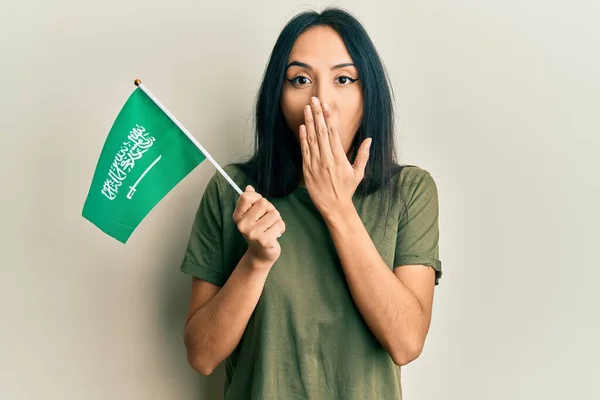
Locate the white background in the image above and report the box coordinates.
[1,0,598,398]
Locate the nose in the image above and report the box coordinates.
[313,81,333,110]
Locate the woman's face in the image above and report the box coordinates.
[281,26,363,158]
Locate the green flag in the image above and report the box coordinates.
[82,86,206,243]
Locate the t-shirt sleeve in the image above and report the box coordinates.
[180,172,228,286]
[393,168,443,285]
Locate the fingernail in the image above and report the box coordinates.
[322,103,329,112]
[311,97,319,106]
[367,138,372,148]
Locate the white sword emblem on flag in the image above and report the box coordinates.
[127,154,162,200]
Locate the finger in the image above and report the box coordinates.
[233,186,262,222]
[322,103,345,160]
[304,104,320,163]
[299,124,311,170]
[237,198,273,234]
[310,97,333,162]
[253,208,282,233]
[352,137,372,181]
[243,198,274,223]
[267,219,286,241]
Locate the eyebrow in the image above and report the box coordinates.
[286,61,356,71]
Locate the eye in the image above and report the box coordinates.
[287,75,312,85]
[337,76,358,85]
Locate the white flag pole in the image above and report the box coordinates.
[134,79,243,196]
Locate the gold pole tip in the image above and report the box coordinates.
[134,79,142,86]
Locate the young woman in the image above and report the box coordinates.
[180,7,442,400]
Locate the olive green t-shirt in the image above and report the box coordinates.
[180,164,442,400]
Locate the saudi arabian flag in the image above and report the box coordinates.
[82,85,206,243]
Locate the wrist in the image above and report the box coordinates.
[242,249,276,272]
[322,201,357,225]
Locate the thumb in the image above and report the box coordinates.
[245,185,255,192]
[352,138,372,180]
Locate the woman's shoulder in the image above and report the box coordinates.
[396,164,436,185]
[206,163,253,200]
[222,163,252,185]
[391,164,438,200]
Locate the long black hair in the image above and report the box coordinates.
[235,7,403,199]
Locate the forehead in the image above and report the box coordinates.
[288,25,353,64]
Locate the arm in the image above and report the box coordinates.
[297,97,439,366]
[183,252,272,376]
[183,185,285,376]
[324,207,436,366]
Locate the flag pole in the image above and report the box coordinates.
[133,79,243,196]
